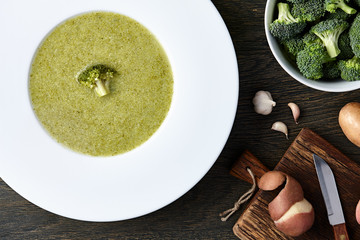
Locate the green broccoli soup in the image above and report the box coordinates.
[29,12,173,156]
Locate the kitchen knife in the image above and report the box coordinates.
[313,154,349,240]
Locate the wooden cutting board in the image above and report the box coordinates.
[231,128,360,240]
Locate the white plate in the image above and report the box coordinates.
[0,0,238,221]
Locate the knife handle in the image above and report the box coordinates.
[333,223,349,240]
[230,150,269,184]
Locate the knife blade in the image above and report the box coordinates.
[313,154,349,240]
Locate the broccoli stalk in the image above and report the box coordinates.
[311,19,349,58]
[77,64,116,97]
[270,3,306,40]
[325,0,357,14]
[338,56,360,81]
[277,3,297,22]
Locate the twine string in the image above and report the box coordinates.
[219,168,257,222]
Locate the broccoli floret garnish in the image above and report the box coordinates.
[325,0,357,14]
[323,61,341,79]
[270,3,307,40]
[281,36,306,57]
[291,0,325,22]
[338,56,360,80]
[296,43,333,79]
[310,19,349,58]
[338,31,354,59]
[77,64,116,97]
[349,14,360,58]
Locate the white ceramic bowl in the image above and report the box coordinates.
[264,0,360,92]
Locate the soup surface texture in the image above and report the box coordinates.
[30,12,173,156]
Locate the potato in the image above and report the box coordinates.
[274,199,315,237]
[356,200,360,224]
[258,171,285,191]
[339,102,360,147]
[258,171,315,237]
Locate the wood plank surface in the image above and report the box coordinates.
[1,0,360,239]
[233,128,360,239]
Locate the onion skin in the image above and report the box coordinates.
[339,102,360,147]
[258,171,315,237]
[356,200,360,224]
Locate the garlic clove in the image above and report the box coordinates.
[253,90,276,115]
[271,121,289,139]
[288,102,300,124]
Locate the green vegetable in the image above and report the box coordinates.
[291,0,325,22]
[338,31,354,59]
[286,0,306,4]
[326,8,352,20]
[296,43,333,79]
[338,56,360,80]
[323,61,341,79]
[281,36,306,57]
[311,19,349,58]
[77,64,116,97]
[325,0,357,14]
[349,14,360,58]
[303,32,323,46]
[269,0,360,81]
[270,3,307,40]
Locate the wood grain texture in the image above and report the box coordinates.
[1,0,360,239]
[230,150,270,184]
[233,128,360,240]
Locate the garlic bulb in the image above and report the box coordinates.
[253,91,276,115]
[271,121,289,139]
[288,102,300,124]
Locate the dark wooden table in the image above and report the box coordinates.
[2,1,360,239]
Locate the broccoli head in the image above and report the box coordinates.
[302,32,323,46]
[349,14,360,58]
[286,0,306,3]
[325,0,357,14]
[326,8,352,20]
[296,43,333,80]
[310,19,349,58]
[338,56,360,81]
[77,64,116,97]
[323,61,341,79]
[291,0,325,22]
[338,31,354,59]
[281,36,306,57]
[270,3,307,40]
